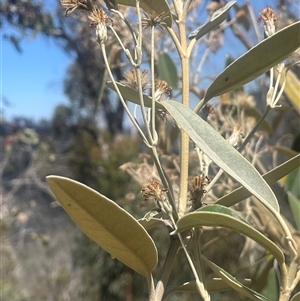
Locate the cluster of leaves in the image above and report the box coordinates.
[45,1,300,301]
[2,0,300,300]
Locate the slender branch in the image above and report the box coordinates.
[289,269,300,295]
[101,43,149,144]
[178,233,211,300]
[151,147,178,222]
[135,0,154,144]
[238,106,271,152]
[166,27,185,54]
[150,26,158,144]
[109,26,136,66]
[147,273,156,301]
[177,5,190,217]
[194,229,208,291]
[172,0,182,17]
[111,9,138,46]
[280,255,300,301]
[154,238,181,300]
[182,0,193,20]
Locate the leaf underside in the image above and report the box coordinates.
[47,176,158,277]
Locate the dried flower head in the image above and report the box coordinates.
[258,6,277,36]
[89,8,113,27]
[189,174,210,210]
[142,11,169,29]
[121,68,149,91]
[88,8,113,44]
[141,179,168,202]
[60,0,90,16]
[154,79,172,101]
[228,124,244,148]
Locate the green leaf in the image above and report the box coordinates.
[291,291,300,301]
[287,192,300,231]
[46,176,158,277]
[202,256,267,301]
[274,145,299,159]
[106,81,164,109]
[279,69,300,114]
[246,255,274,293]
[164,278,252,298]
[172,204,284,265]
[188,1,236,40]
[203,21,300,103]
[157,52,178,88]
[196,204,251,224]
[217,154,300,208]
[117,0,172,27]
[285,166,300,197]
[261,268,279,301]
[161,100,279,212]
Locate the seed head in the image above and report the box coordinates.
[88,8,113,44]
[258,6,277,36]
[189,175,210,210]
[142,11,168,30]
[228,124,244,148]
[141,179,168,202]
[60,0,90,16]
[121,69,149,91]
[154,79,172,101]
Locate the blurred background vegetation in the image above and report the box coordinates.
[1,0,299,300]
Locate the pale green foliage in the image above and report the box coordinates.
[47,176,158,277]
[202,21,300,104]
[48,1,300,301]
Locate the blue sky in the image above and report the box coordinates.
[2,35,72,121]
[1,0,292,122]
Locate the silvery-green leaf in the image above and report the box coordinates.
[106,81,164,109]
[202,21,300,104]
[47,176,158,277]
[188,1,236,40]
[161,100,280,212]
[217,154,300,208]
[202,257,268,301]
[157,52,178,88]
[172,204,284,265]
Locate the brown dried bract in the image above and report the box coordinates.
[60,0,90,16]
[257,6,277,24]
[189,174,210,210]
[88,8,113,27]
[141,179,168,202]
